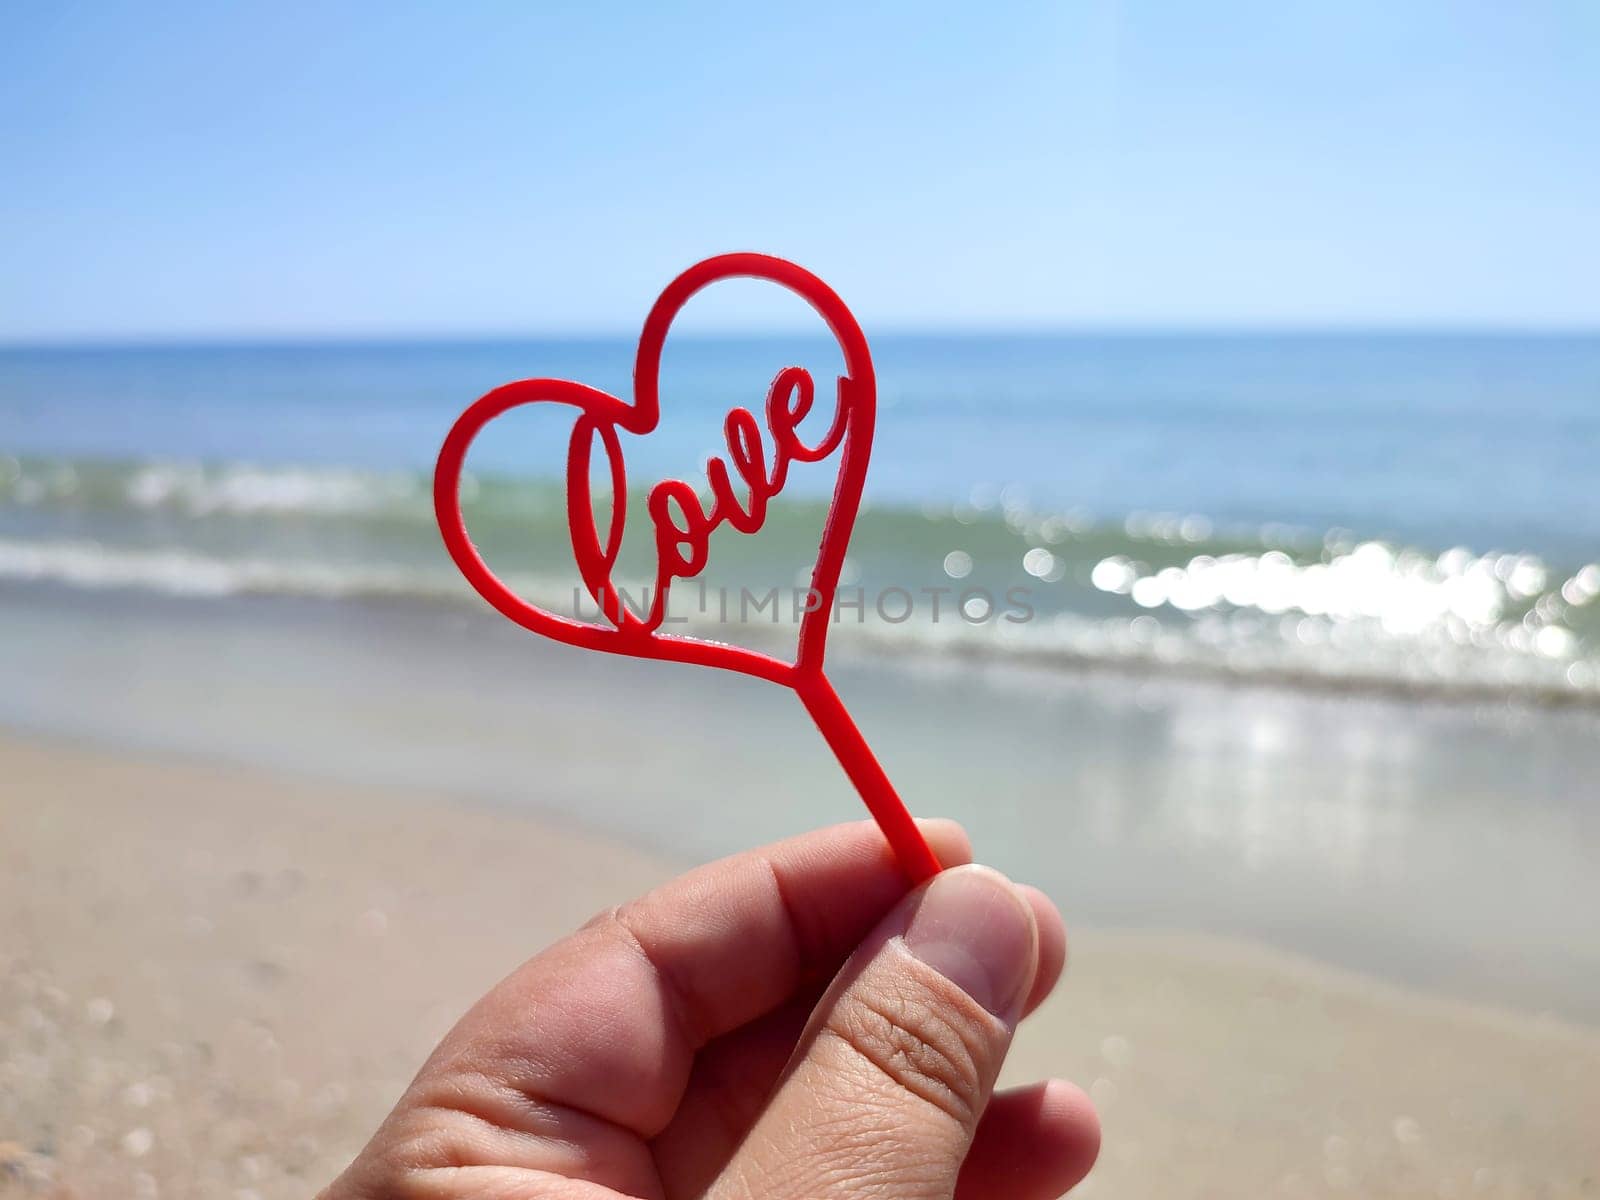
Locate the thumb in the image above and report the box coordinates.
[711,864,1040,1200]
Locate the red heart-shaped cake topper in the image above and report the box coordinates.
[434,253,939,881]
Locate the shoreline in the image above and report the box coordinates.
[2,556,1597,711]
[4,730,1598,1199]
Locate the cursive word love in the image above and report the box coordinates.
[565,365,853,633]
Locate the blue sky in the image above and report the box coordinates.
[3,1,1597,339]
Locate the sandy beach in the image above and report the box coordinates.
[4,730,1599,1199]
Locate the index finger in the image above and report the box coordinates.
[424,818,971,1141]
[609,816,974,1044]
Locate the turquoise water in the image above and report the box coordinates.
[2,333,1598,701]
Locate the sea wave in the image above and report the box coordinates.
[3,453,1598,705]
[0,537,455,600]
[0,454,553,521]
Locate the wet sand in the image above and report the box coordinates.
[4,733,1600,1200]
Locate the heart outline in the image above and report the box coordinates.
[432,252,875,689]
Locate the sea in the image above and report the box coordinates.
[3,332,1596,704]
[5,332,1600,1017]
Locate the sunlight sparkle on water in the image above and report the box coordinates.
[1089,539,1596,682]
[942,550,973,580]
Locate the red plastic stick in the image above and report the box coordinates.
[433,253,940,883]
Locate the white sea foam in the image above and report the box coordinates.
[6,534,1594,705]
[122,462,428,517]
[0,538,453,600]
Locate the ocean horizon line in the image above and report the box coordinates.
[4,323,1600,354]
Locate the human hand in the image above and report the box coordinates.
[322,820,1099,1199]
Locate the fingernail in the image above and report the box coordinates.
[903,865,1036,1023]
